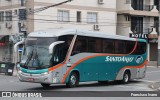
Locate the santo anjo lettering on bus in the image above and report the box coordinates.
[105,56,134,63]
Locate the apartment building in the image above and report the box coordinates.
[116,0,159,64]
[0,0,117,63]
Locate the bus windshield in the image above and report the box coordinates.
[20,37,58,69]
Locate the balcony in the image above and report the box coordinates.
[117,0,159,17]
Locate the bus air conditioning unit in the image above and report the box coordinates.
[5,22,12,29]
[98,0,104,4]
[93,24,100,31]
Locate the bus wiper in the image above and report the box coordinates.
[32,49,40,67]
[24,49,34,67]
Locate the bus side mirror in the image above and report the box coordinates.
[14,40,24,54]
[49,41,65,54]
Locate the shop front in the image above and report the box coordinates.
[148,34,158,62]
[0,35,13,63]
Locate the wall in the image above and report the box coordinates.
[32,0,117,34]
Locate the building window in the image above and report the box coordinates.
[77,11,81,22]
[20,0,25,6]
[5,11,12,21]
[154,17,159,34]
[131,17,143,34]
[57,10,69,22]
[87,12,98,23]
[0,11,4,22]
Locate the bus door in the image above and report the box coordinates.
[50,44,68,79]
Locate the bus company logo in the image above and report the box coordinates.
[105,56,134,63]
[135,56,143,64]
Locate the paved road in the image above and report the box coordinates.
[0,67,160,99]
[0,66,160,92]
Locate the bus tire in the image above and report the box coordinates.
[122,71,130,84]
[66,72,79,88]
[41,83,50,88]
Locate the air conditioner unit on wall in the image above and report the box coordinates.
[6,22,12,29]
[98,0,104,4]
[93,24,100,31]
[20,22,25,28]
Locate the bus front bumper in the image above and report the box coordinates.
[17,71,59,84]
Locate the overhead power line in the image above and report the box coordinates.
[28,0,73,15]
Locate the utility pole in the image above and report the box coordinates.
[158,5,160,67]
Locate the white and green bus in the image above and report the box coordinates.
[14,29,147,88]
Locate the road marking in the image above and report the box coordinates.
[147,66,157,68]
[146,70,160,74]
[140,79,155,83]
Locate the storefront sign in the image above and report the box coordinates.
[129,33,148,39]
[0,42,5,46]
[148,39,158,43]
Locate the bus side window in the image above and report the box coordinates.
[133,42,146,55]
[115,40,126,54]
[103,39,114,54]
[126,41,135,54]
[71,37,87,55]
[88,39,96,53]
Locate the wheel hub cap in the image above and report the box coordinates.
[70,75,76,85]
[124,74,128,82]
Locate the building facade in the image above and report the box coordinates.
[0,0,117,63]
[116,0,159,65]
[0,0,159,65]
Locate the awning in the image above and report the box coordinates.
[0,35,9,40]
[148,34,158,39]
[0,35,5,40]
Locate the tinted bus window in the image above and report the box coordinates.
[58,35,74,46]
[133,42,146,55]
[88,38,102,53]
[103,39,114,54]
[126,41,135,54]
[72,36,87,55]
[115,40,126,54]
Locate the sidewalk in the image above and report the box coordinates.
[149,82,160,91]
[147,61,157,66]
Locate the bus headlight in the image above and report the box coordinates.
[16,63,20,71]
[41,72,49,75]
[18,70,22,74]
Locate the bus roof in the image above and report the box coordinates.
[28,28,147,42]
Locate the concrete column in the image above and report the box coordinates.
[149,0,154,5]
[158,8,160,67]
[158,36,160,67]
[148,43,150,61]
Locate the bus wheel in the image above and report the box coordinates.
[66,72,79,88]
[122,71,130,84]
[41,83,50,88]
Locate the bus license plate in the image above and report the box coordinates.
[28,78,34,81]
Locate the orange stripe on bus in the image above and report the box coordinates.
[61,39,138,83]
[121,60,147,70]
[115,60,147,79]
[61,55,95,83]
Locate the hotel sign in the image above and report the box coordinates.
[129,33,148,39]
